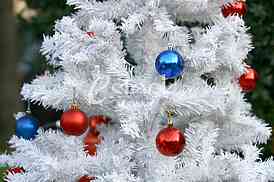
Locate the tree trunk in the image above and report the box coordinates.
[0,0,20,151]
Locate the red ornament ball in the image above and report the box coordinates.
[222,1,247,17]
[84,130,102,156]
[156,127,186,157]
[78,175,96,182]
[89,115,111,130]
[60,106,88,136]
[5,167,25,181]
[86,32,96,38]
[6,167,25,175]
[239,68,259,92]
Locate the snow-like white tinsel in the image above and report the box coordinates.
[1,0,274,182]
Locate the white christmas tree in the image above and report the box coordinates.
[1,0,274,181]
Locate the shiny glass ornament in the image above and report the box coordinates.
[84,130,102,156]
[60,106,88,136]
[78,175,96,182]
[89,115,111,130]
[5,167,25,182]
[86,32,96,38]
[155,49,184,79]
[239,68,259,92]
[156,127,186,157]
[6,167,25,175]
[222,1,247,17]
[16,115,39,140]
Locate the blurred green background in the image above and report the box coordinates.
[0,0,273,177]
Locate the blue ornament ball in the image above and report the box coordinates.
[16,115,39,140]
[155,50,184,79]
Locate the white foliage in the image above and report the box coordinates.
[3,128,136,182]
[1,0,273,182]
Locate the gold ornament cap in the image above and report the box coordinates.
[70,103,80,110]
[166,111,175,127]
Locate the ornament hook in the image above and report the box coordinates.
[71,87,79,110]
[168,43,175,50]
[166,111,175,127]
[26,100,31,114]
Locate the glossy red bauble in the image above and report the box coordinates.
[87,32,96,38]
[156,127,186,157]
[239,68,259,92]
[6,167,25,175]
[222,1,247,17]
[78,175,96,182]
[60,107,88,136]
[89,115,111,130]
[84,130,102,156]
[5,167,25,181]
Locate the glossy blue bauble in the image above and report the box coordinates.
[155,50,184,79]
[16,115,39,140]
